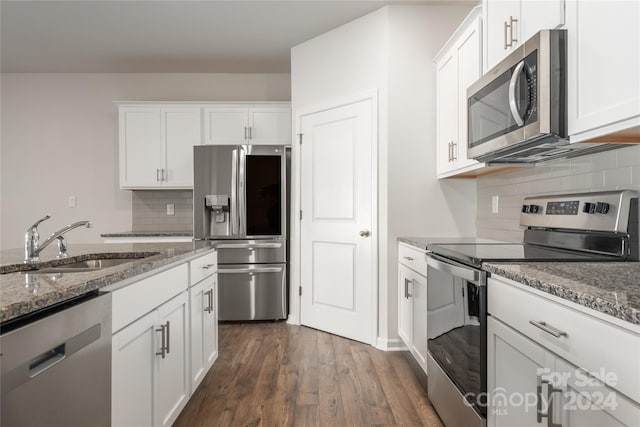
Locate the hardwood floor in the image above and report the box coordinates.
[174,322,444,427]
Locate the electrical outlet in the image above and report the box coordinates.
[68,195,77,208]
[166,204,175,215]
[491,195,499,214]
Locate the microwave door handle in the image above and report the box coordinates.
[508,60,526,126]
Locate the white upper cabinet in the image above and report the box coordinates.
[162,108,202,187]
[566,0,640,141]
[435,7,485,178]
[119,107,163,188]
[203,104,291,145]
[202,107,248,145]
[483,0,564,72]
[118,105,201,189]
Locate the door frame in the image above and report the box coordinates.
[289,90,379,346]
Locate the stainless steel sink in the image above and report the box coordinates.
[35,258,144,273]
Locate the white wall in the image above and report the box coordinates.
[385,5,477,342]
[291,4,474,347]
[477,145,640,241]
[0,73,291,250]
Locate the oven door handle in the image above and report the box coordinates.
[426,253,480,282]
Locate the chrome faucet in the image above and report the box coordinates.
[24,215,93,263]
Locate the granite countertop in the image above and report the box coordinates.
[398,237,640,326]
[0,242,215,324]
[101,231,193,237]
[484,262,640,326]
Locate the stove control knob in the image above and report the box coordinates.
[595,202,610,214]
[529,204,541,214]
[583,202,597,214]
[521,204,530,213]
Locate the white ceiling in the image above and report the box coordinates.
[1,0,465,73]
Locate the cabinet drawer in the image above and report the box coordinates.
[190,251,217,285]
[398,243,427,276]
[488,276,640,403]
[112,264,188,333]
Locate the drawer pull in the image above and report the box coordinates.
[403,256,414,261]
[529,320,567,338]
[201,264,216,270]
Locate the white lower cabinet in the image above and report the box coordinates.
[487,275,640,426]
[487,316,557,426]
[112,292,189,427]
[398,243,428,373]
[111,250,219,427]
[189,274,218,393]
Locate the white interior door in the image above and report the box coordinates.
[299,98,375,345]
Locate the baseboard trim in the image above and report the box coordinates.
[286,314,299,325]
[375,337,408,352]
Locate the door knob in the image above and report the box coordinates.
[359,230,370,237]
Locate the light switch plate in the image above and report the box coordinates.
[166,204,175,215]
[68,195,77,208]
[491,195,499,213]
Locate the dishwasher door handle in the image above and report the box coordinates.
[29,344,66,377]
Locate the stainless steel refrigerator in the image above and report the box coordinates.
[193,145,289,321]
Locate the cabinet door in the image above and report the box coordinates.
[162,108,201,188]
[520,0,564,44]
[487,316,555,427]
[202,275,218,370]
[566,0,640,137]
[189,276,218,393]
[247,107,292,145]
[484,0,520,72]
[189,279,206,393]
[398,264,413,348]
[112,310,157,427]
[436,49,459,176]
[411,270,428,371]
[454,14,482,171]
[557,358,640,427]
[156,292,189,427]
[203,107,247,145]
[119,107,162,188]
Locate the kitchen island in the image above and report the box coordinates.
[0,241,215,325]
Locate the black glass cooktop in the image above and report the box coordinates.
[427,243,622,268]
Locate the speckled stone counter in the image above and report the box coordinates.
[484,262,640,326]
[0,242,215,324]
[100,231,193,237]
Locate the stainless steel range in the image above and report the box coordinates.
[425,190,639,427]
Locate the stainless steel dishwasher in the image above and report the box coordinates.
[1,292,112,427]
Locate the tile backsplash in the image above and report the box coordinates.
[477,145,640,242]
[132,190,193,232]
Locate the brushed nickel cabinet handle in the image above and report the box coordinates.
[165,321,170,355]
[155,324,166,358]
[529,320,567,338]
[403,256,414,261]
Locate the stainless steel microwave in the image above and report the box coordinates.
[467,30,569,163]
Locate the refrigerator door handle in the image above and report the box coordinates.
[238,145,247,237]
[231,147,238,236]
